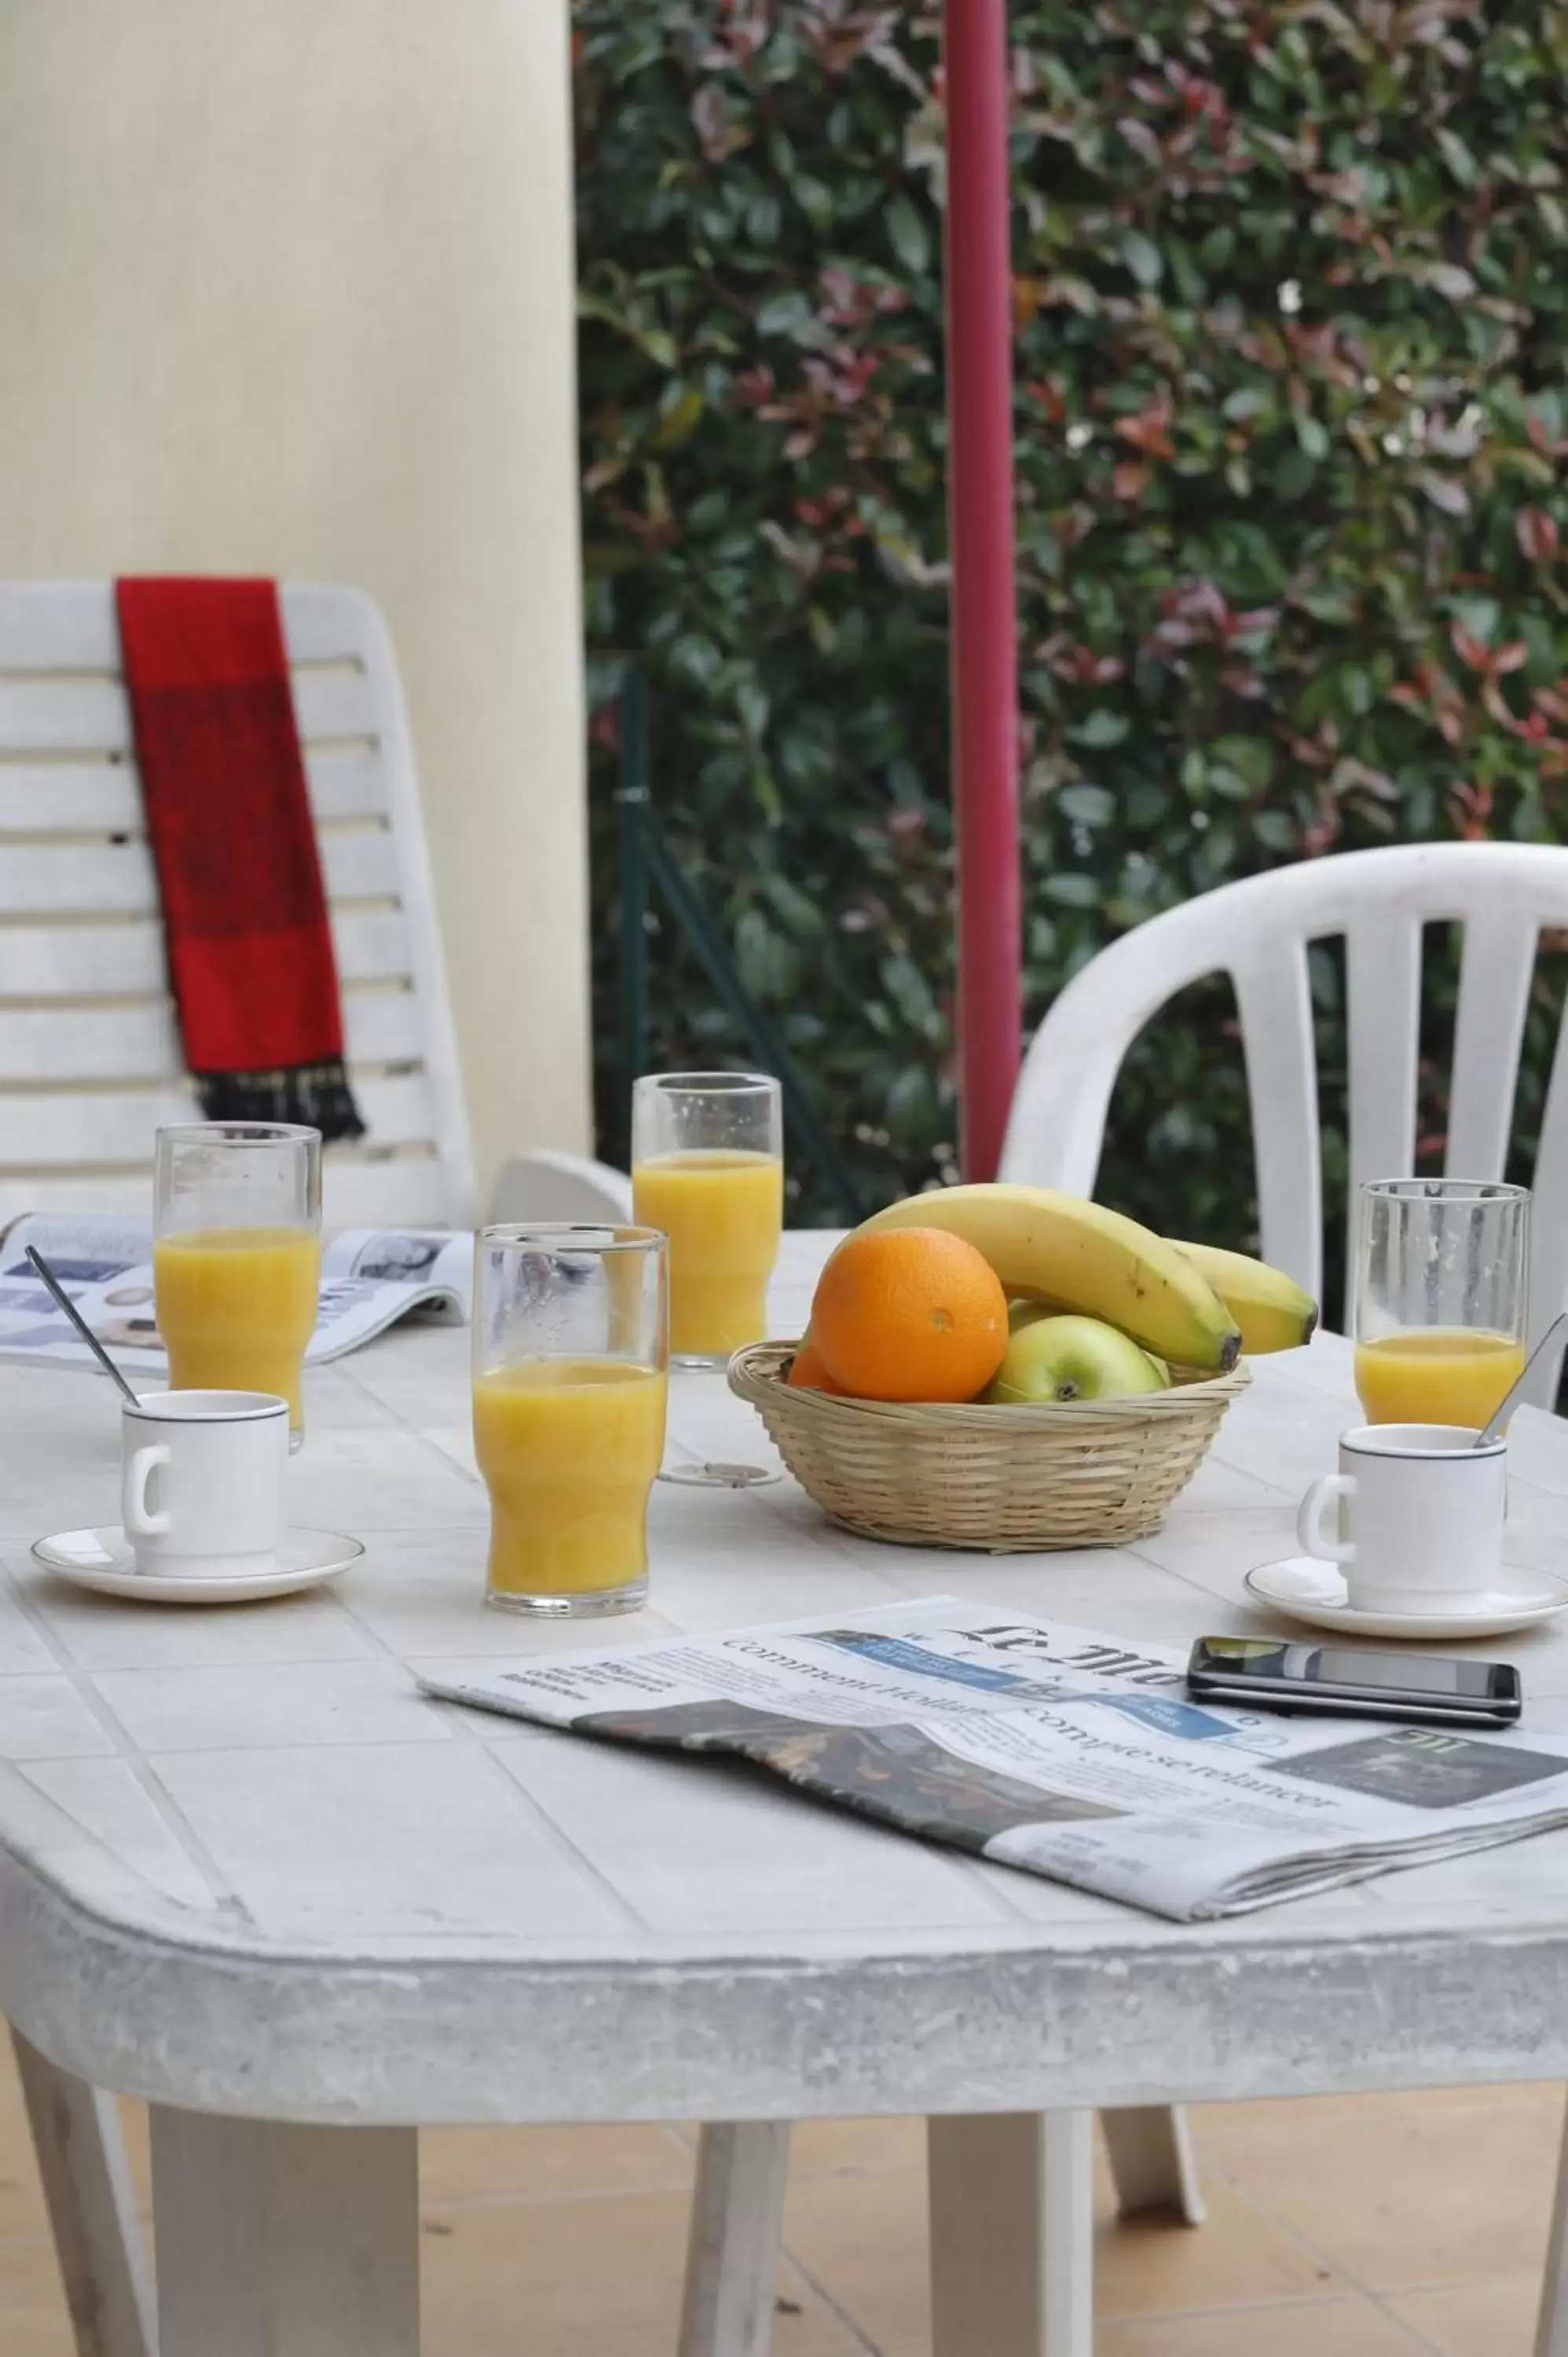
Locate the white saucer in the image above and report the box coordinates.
[32,1527,365,1605]
[1245,1556,1568,1640]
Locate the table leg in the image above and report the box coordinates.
[680,2121,791,2357]
[1536,2096,1568,2357]
[150,2106,419,2357]
[1100,2105,1206,2226]
[10,2029,155,2357]
[929,2110,1093,2357]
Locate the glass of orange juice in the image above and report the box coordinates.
[631,1072,783,1365]
[153,1124,321,1448]
[472,1223,668,1616]
[1354,1178,1530,1431]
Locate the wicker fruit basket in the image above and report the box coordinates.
[728,1340,1251,1552]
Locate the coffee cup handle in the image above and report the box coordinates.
[1297,1472,1355,1564]
[124,1444,173,1539]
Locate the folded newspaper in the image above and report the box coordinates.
[422,1599,1568,1922]
[0,1213,471,1372]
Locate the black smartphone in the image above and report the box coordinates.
[1186,1636,1522,1728]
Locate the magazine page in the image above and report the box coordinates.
[0,1215,168,1370]
[313,1229,473,1360]
[0,1215,472,1373]
[419,1599,1568,1923]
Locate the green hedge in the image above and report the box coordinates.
[575,1,1568,1276]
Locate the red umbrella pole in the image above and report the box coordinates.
[943,0,1021,1182]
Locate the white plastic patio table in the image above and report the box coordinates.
[7,1228,1568,2355]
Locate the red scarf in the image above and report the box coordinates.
[116,577,363,1140]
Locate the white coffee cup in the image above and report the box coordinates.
[121,1390,288,1578]
[1296,1422,1507,1612]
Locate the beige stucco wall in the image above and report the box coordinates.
[0,0,590,1194]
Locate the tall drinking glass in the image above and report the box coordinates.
[631,1072,783,1365]
[153,1123,322,1446]
[472,1224,668,1616]
[1354,1178,1530,1430]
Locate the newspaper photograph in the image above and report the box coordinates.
[421,1599,1568,1922]
[0,1214,472,1373]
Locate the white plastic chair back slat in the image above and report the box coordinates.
[0,667,379,756]
[1531,1008,1568,1362]
[0,578,387,672]
[0,746,389,833]
[2,826,399,917]
[1344,914,1420,1208]
[0,1075,437,1166]
[0,993,424,1085]
[0,907,417,1001]
[0,581,474,1231]
[1233,940,1323,1302]
[1001,843,1568,1396]
[1447,908,1537,1182]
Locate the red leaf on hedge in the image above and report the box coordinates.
[1450,781,1493,841]
[1024,378,1067,422]
[702,1,771,68]
[1301,806,1343,857]
[1115,400,1175,459]
[1516,508,1559,564]
[1113,460,1151,501]
[690,82,750,163]
[1526,408,1568,458]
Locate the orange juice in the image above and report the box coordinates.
[472,1358,667,1600]
[1354,1328,1527,1429]
[632,1149,783,1357]
[153,1226,321,1424]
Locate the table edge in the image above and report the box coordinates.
[9,1820,1568,2124]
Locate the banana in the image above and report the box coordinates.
[1168,1241,1318,1355]
[851,1186,1241,1372]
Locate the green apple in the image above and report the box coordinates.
[984,1314,1171,1405]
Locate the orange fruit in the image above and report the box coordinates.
[811,1227,1008,1402]
[786,1336,847,1394]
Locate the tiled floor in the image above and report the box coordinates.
[0,2047,1559,2354]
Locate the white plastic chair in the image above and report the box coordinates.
[0,577,604,2357]
[485,1147,633,1225]
[0,580,474,1229]
[0,575,610,1218]
[1004,839,1568,1364]
[998,839,1568,2355]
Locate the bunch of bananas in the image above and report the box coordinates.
[853,1186,1317,1370]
